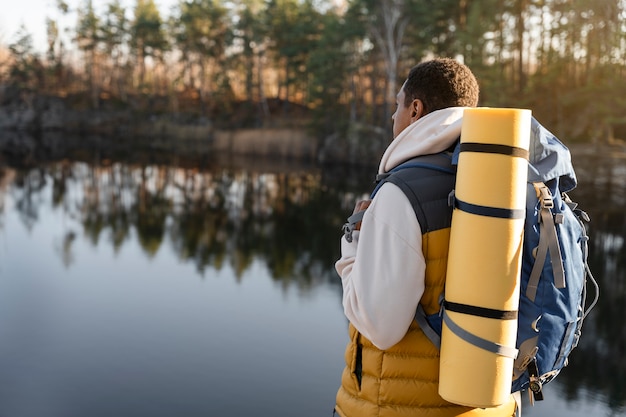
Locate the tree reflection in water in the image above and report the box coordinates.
[557,153,626,411]
[3,159,358,288]
[0,152,624,413]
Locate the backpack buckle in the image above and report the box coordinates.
[342,222,356,243]
[534,183,554,210]
[527,358,544,403]
[342,210,367,243]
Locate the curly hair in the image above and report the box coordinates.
[403,58,479,114]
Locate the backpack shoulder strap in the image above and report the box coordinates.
[372,153,456,233]
[415,304,442,348]
[342,152,456,242]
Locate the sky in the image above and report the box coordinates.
[0,0,46,49]
[0,0,177,53]
[0,0,347,54]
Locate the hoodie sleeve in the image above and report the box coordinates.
[335,182,426,350]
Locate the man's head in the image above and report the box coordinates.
[392,58,479,138]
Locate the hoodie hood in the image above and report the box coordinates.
[378,107,467,174]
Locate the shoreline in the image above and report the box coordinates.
[1,127,624,170]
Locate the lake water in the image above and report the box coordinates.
[0,148,624,417]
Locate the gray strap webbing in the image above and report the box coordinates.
[346,210,365,226]
[414,304,441,349]
[526,183,566,301]
[443,310,519,359]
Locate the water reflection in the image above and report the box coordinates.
[553,153,626,413]
[2,158,371,287]
[0,151,625,415]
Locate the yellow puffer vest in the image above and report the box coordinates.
[335,228,516,417]
[335,154,517,417]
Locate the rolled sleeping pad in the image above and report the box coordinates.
[439,107,531,408]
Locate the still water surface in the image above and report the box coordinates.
[0,150,624,417]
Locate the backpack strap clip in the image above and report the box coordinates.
[536,184,554,209]
[342,210,366,243]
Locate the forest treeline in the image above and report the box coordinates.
[0,0,625,143]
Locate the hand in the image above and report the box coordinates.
[353,199,371,230]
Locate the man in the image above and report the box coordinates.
[334,58,517,417]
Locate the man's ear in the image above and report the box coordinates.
[410,99,424,122]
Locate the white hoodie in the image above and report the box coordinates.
[335,107,466,350]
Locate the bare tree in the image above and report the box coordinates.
[368,0,409,129]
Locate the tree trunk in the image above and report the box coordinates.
[370,0,408,130]
[516,0,526,94]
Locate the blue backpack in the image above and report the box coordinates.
[508,118,599,401]
[345,117,600,403]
